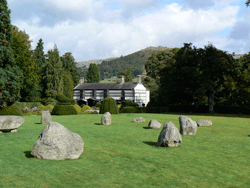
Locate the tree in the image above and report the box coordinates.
[42,45,63,98]
[86,63,100,83]
[62,71,74,99]
[11,25,39,102]
[61,52,79,86]
[159,43,237,112]
[246,0,250,7]
[0,0,23,109]
[120,66,132,82]
[34,38,45,69]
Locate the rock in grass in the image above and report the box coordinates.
[196,120,212,127]
[148,119,161,129]
[41,111,52,124]
[101,112,111,125]
[31,122,84,160]
[0,116,25,132]
[156,121,182,147]
[132,117,145,122]
[179,116,197,135]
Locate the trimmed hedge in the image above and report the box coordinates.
[37,104,47,111]
[51,105,78,115]
[55,93,75,105]
[0,104,23,116]
[44,98,58,106]
[81,105,92,113]
[95,102,101,108]
[120,107,139,113]
[100,97,119,114]
[73,104,82,113]
[46,104,54,112]
[124,100,138,107]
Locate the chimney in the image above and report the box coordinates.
[79,77,84,84]
[137,75,142,84]
[120,75,125,84]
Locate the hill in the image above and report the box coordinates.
[77,46,170,80]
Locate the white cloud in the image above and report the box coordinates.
[10,1,245,62]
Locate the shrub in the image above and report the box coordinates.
[51,105,78,115]
[80,104,86,108]
[81,105,92,113]
[125,100,138,107]
[120,107,138,113]
[46,104,54,112]
[100,97,119,114]
[37,104,46,111]
[44,98,58,106]
[0,104,23,116]
[95,102,101,108]
[73,104,82,113]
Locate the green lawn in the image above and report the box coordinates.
[0,113,249,187]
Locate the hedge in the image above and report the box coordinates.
[51,105,78,115]
[0,104,23,116]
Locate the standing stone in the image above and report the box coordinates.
[196,120,212,127]
[31,122,84,160]
[132,117,145,122]
[148,119,161,129]
[41,110,52,124]
[101,112,111,125]
[179,116,197,135]
[0,116,25,132]
[156,121,182,147]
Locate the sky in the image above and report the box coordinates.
[8,0,250,62]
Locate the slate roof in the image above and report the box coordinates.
[74,83,137,90]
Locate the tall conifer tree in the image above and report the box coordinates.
[86,63,100,83]
[0,0,23,108]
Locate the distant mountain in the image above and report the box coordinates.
[77,46,170,79]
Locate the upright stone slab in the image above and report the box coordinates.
[148,119,161,129]
[31,122,84,160]
[41,111,52,124]
[101,112,111,125]
[0,116,25,132]
[132,117,145,122]
[196,120,212,127]
[179,116,197,135]
[156,121,182,147]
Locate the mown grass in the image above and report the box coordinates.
[0,113,249,187]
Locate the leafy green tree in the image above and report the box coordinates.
[33,38,46,101]
[159,43,237,112]
[62,71,74,99]
[246,0,250,7]
[120,66,132,82]
[61,52,79,86]
[42,45,63,97]
[11,25,40,102]
[86,63,100,83]
[0,0,23,109]
[34,38,45,69]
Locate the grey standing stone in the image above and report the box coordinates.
[132,117,145,122]
[0,116,25,131]
[101,112,111,125]
[31,122,84,160]
[41,110,52,124]
[156,121,182,147]
[196,120,212,127]
[148,119,161,129]
[179,116,197,135]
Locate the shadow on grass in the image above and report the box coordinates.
[24,151,33,158]
[143,141,157,147]
[248,135,250,137]
[95,123,102,125]
[143,127,150,129]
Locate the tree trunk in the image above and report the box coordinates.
[208,82,215,113]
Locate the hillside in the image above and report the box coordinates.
[77,46,170,80]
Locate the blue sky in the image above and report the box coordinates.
[7,0,250,62]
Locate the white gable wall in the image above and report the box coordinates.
[134,84,150,107]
